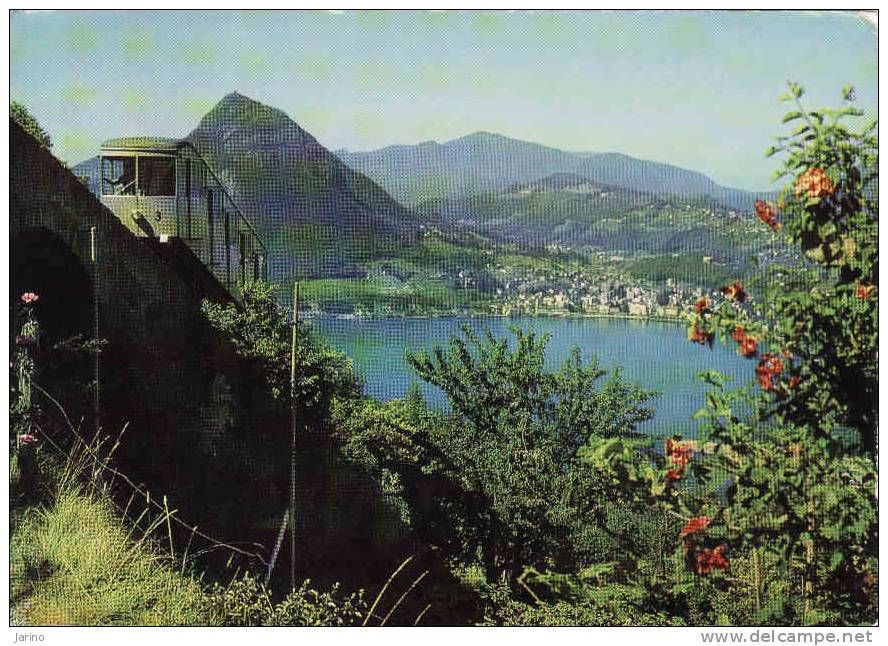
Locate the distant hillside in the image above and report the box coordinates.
[337,132,775,212]
[416,172,777,268]
[75,93,419,280]
[72,103,784,314]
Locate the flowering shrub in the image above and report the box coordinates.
[10,292,42,499]
[11,293,40,443]
[755,200,782,232]
[673,85,877,624]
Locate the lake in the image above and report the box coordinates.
[311,315,751,437]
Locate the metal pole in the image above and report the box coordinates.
[289,281,299,591]
[90,226,102,484]
[90,226,100,430]
[264,507,289,588]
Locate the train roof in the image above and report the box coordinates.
[100,137,193,154]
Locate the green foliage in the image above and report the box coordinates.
[672,85,879,625]
[201,280,361,421]
[206,575,366,626]
[477,579,686,626]
[11,100,52,149]
[335,325,656,586]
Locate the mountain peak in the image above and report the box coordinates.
[447,131,511,146]
[198,92,295,131]
[217,91,260,107]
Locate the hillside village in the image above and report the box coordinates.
[491,273,717,318]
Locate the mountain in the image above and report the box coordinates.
[75,93,418,280]
[337,132,775,212]
[71,99,783,314]
[187,93,419,279]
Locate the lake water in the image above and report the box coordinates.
[311,315,751,437]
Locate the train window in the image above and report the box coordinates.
[101,157,136,195]
[138,156,176,196]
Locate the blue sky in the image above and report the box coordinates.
[10,9,877,191]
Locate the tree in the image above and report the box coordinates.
[11,101,52,149]
[335,325,656,586]
[201,280,361,425]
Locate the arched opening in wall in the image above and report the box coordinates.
[10,226,96,429]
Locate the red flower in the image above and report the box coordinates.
[687,323,713,346]
[679,516,710,539]
[694,297,711,314]
[696,545,729,574]
[756,353,784,391]
[666,438,694,468]
[737,335,758,358]
[21,292,39,304]
[855,283,875,300]
[754,200,781,232]
[18,434,38,445]
[788,375,801,390]
[664,439,697,487]
[765,354,784,374]
[795,167,835,199]
[720,281,746,303]
[731,326,746,343]
[665,468,684,487]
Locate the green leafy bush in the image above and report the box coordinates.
[201,280,361,421]
[477,580,686,626]
[206,575,366,626]
[335,325,657,586]
[10,100,52,149]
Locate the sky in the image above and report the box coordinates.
[10,9,877,191]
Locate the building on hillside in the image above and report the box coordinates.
[628,302,648,317]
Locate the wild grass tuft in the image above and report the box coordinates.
[10,486,208,625]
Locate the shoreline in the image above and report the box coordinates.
[302,309,688,326]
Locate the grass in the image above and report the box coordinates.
[8,428,425,627]
[10,422,210,626]
[10,487,208,626]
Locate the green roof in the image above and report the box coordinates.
[100,136,188,152]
